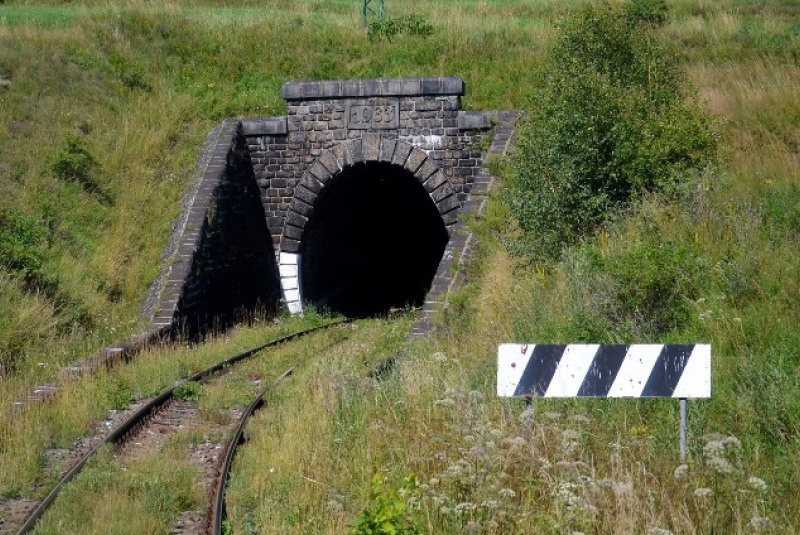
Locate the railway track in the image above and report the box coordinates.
[12,321,349,535]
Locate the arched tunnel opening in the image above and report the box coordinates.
[300,161,450,317]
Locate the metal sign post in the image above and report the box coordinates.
[362,0,385,26]
[498,344,711,460]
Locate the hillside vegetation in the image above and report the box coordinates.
[1,0,799,533]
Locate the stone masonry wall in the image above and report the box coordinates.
[242,77,492,251]
[143,120,281,338]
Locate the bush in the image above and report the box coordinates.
[351,474,420,535]
[0,205,48,282]
[626,0,668,26]
[50,135,101,194]
[368,15,433,42]
[504,1,716,260]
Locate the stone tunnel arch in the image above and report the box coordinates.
[278,136,460,316]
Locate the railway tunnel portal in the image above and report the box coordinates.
[143,77,515,333]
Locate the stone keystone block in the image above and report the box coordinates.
[362,133,381,162]
[348,139,364,164]
[309,160,333,183]
[379,139,397,163]
[404,148,427,174]
[318,150,341,174]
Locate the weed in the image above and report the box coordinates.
[173,380,200,401]
[49,136,103,197]
[368,14,433,42]
[351,474,420,535]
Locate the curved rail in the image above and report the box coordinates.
[210,365,297,534]
[16,321,345,535]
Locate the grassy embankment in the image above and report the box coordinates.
[0,0,799,533]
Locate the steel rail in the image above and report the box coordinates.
[210,364,298,535]
[16,321,345,535]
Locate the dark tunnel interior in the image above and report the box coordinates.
[300,162,449,317]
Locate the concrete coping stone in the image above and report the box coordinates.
[457,111,493,131]
[241,117,288,136]
[282,77,464,101]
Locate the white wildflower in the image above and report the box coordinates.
[434,398,455,407]
[707,455,735,475]
[543,411,562,420]
[432,352,448,363]
[455,502,477,514]
[499,488,516,498]
[481,500,500,509]
[748,476,768,493]
[326,499,343,512]
[570,414,591,424]
[562,429,581,440]
[750,516,772,529]
[673,464,689,481]
[647,529,674,535]
[693,487,714,498]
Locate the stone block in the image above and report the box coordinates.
[294,184,317,206]
[422,169,448,193]
[285,210,308,228]
[379,139,396,163]
[404,148,427,174]
[309,160,333,183]
[318,150,341,174]
[392,142,413,167]
[414,158,438,182]
[349,139,364,164]
[281,238,301,253]
[430,183,454,203]
[300,172,323,194]
[437,194,460,216]
[283,224,304,240]
[362,133,381,161]
[331,142,351,168]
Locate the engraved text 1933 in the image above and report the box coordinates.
[346,102,399,130]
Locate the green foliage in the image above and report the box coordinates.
[351,474,420,535]
[504,1,716,260]
[625,0,668,26]
[49,136,102,195]
[561,233,706,341]
[0,204,49,282]
[174,381,200,401]
[368,15,433,42]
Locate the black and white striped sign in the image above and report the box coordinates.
[498,344,710,398]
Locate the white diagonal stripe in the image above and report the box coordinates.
[544,345,599,397]
[607,345,663,397]
[497,344,533,397]
[672,345,711,398]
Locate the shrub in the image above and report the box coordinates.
[0,204,48,282]
[351,474,420,535]
[368,15,433,42]
[50,135,101,195]
[174,381,200,401]
[504,1,716,260]
[626,0,668,26]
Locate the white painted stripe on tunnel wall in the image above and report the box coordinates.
[287,301,303,314]
[282,277,298,290]
[284,289,300,303]
[543,344,599,397]
[606,345,662,397]
[672,345,711,398]
[279,264,298,278]
[280,252,298,265]
[497,344,533,397]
